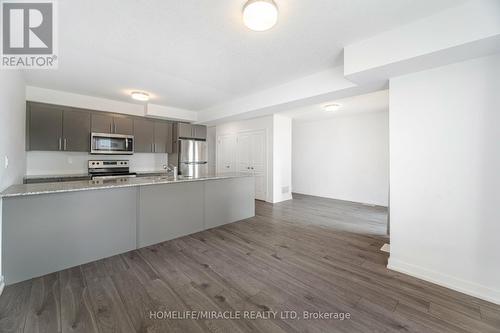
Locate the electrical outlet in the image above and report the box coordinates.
[4,156,8,169]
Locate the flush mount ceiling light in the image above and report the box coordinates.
[131,91,150,102]
[243,0,278,32]
[323,103,342,112]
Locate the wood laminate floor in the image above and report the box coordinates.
[1,193,499,332]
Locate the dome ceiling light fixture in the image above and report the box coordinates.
[131,91,150,102]
[243,0,279,32]
[323,103,342,112]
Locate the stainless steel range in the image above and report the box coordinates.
[88,160,137,180]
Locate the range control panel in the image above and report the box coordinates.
[88,160,129,169]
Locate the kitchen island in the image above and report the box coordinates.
[1,174,255,284]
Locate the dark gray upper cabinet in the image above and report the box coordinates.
[174,123,207,140]
[153,121,168,153]
[27,102,175,154]
[177,123,193,138]
[134,118,154,153]
[28,103,64,151]
[91,113,133,135]
[113,115,133,135]
[192,125,207,140]
[63,109,91,152]
[91,113,113,134]
[166,122,173,154]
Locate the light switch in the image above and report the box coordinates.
[4,156,8,169]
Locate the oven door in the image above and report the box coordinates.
[91,133,134,155]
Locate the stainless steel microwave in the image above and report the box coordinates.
[91,133,134,155]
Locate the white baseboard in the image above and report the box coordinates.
[388,258,500,305]
[271,194,293,204]
[0,276,4,296]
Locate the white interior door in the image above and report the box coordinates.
[217,130,267,201]
[217,134,237,173]
[237,133,252,174]
[236,130,267,201]
[250,131,267,201]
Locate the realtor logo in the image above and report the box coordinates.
[1,0,57,69]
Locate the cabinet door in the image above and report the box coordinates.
[29,103,63,151]
[153,121,168,153]
[134,118,154,153]
[91,113,113,134]
[166,122,173,154]
[63,109,91,152]
[113,116,133,135]
[193,125,207,140]
[177,123,192,138]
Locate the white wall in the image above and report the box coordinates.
[27,86,145,116]
[293,111,389,206]
[0,71,27,287]
[273,115,293,203]
[389,54,500,304]
[26,152,168,176]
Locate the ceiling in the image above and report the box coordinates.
[282,90,389,122]
[24,0,465,110]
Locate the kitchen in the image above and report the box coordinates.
[1,100,255,285]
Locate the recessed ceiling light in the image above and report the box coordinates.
[243,0,278,32]
[323,103,342,112]
[131,91,150,102]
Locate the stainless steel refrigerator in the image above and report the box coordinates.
[171,139,208,177]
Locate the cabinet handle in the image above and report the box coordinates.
[109,123,112,133]
[114,123,117,133]
[63,138,67,151]
[58,137,62,150]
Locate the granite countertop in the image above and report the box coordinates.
[23,171,169,180]
[1,173,252,198]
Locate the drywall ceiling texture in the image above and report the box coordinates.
[389,53,500,304]
[292,111,389,206]
[0,71,26,283]
[23,0,465,110]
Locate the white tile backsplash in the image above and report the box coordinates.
[26,151,168,176]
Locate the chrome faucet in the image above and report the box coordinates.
[163,164,178,178]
